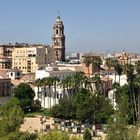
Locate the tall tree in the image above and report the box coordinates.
[105,58,114,79]
[52,76,60,105]
[115,63,123,84]
[124,63,136,123]
[134,67,140,120]
[59,75,73,99]
[83,56,91,76]
[91,56,102,75]
[133,74,140,119]
[107,112,128,140]
[90,75,103,93]
[112,59,119,82]
[42,77,53,108]
[135,60,140,74]
[12,83,35,112]
[47,77,53,108]
[0,98,24,136]
[33,78,42,99]
[41,77,48,108]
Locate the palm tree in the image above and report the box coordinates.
[112,59,119,83]
[46,77,53,108]
[135,61,140,74]
[124,63,136,123]
[83,76,92,90]
[62,75,72,97]
[90,75,103,94]
[41,77,48,108]
[135,61,140,119]
[91,56,102,75]
[72,71,85,92]
[133,74,140,119]
[124,64,134,84]
[59,78,66,97]
[105,58,114,79]
[115,63,123,84]
[83,56,91,76]
[33,78,42,99]
[52,76,60,105]
[105,58,114,92]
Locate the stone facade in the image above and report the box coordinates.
[52,16,65,62]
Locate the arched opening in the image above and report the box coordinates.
[56,29,58,34]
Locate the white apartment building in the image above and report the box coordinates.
[35,66,75,108]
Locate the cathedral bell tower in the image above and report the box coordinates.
[52,15,65,62]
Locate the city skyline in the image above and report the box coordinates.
[0,0,140,53]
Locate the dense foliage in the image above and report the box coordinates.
[51,88,113,124]
[12,83,41,113]
[83,129,92,140]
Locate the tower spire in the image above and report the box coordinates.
[57,11,60,21]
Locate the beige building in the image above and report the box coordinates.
[46,46,56,65]
[12,45,47,73]
[0,78,11,97]
[0,44,13,69]
[81,54,100,76]
[118,51,128,65]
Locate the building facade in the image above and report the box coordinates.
[81,54,100,76]
[35,66,74,108]
[52,16,65,62]
[118,51,128,65]
[0,78,11,97]
[12,45,47,73]
[0,44,13,69]
[46,46,56,65]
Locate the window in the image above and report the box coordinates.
[45,92,47,97]
[56,29,58,34]
[17,72,20,76]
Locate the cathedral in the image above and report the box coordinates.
[0,15,66,71]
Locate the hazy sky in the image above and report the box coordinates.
[0,0,140,53]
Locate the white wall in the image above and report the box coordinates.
[108,74,128,110]
[35,69,50,79]
[35,67,73,108]
[109,74,127,86]
[34,86,66,108]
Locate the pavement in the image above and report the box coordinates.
[20,115,54,133]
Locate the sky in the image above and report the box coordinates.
[0,0,140,54]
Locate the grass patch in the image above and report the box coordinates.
[25,108,51,117]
